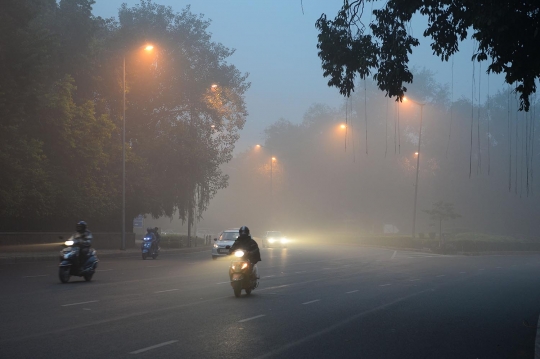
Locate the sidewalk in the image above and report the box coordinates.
[0,240,211,263]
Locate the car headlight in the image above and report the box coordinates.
[281,238,287,243]
[268,238,275,243]
[65,240,74,246]
[213,243,218,248]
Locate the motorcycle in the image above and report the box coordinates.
[229,249,259,297]
[141,235,159,260]
[58,236,99,283]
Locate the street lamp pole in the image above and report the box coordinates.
[411,102,425,239]
[122,55,126,250]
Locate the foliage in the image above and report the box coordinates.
[316,0,540,111]
[0,1,248,230]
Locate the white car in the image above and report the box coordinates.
[212,228,239,260]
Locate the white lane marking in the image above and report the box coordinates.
[96,269,113,272]
[409,279,420,282]
[24,275,48,278]
[436,275,446,277]
[253,288,434,359]
[155,289,179,294]
[238,315,266,323]
[302,299,320,305]
[379,284,392,287]
[216,281,230,285]
[391,251,397,260]
[295,271,306,274]
[263,275,275,278]
[130,340,178,354]
[61,300,99,307]
[258,284,291,291]
[346,290,359,294]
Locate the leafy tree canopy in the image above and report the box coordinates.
[316,0,540,111]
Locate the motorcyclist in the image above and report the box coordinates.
[74,221,92,272]
[229,226,261,279]
[146,227,157,252]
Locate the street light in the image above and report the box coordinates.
[403,96,426,239]
[122,43,155,250]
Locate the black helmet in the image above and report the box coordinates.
[76,221,87,233]
[147,227,153,233]
[239,226,250,236]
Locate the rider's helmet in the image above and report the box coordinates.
[239,226,250,236]
[76,221,87,233]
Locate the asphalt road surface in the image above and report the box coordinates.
[1,244,539,358]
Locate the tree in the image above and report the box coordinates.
[423,201,461,246]
[316,0,540,111]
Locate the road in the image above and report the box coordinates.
[1,244,539,358]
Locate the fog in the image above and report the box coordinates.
[86,1,538,240]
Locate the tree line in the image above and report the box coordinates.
[213,69,539,239]
[0,0,249,231]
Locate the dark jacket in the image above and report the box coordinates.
[229,234,261,264]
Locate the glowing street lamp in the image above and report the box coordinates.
[122,43,155,250]
[340,124,347,130]
[403,96,426,239]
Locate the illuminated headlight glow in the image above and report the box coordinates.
[268,238,276,243]
[280,238,287,243]
[234,250,245,257]
[65,240,74,246]
[213,243,218,248]
[241,262,248,269]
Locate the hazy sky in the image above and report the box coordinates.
[91,0,506,153]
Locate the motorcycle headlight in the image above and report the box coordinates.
[65,240,74,246]
[234,250,245,257]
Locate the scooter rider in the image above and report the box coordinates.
[229,226,261,279]
[146,227,157,252]
[75,221,93,271]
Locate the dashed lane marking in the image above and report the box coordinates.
[302,300,320,305]
[61,300,99,307]
[379,284,392,287]
[130,340,178,354]
[155,289,179,294]
[238,315,266,323]
[391,251,397,260]
[436,275,446,277]
[346,290,359,294]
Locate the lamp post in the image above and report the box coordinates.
[404,97,426,239]
[121,44,154,250]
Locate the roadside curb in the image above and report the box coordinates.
[0,246,211,264]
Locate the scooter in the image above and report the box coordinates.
[58,236,99,283]
[229,249,259,297]
[141,235,159,260]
